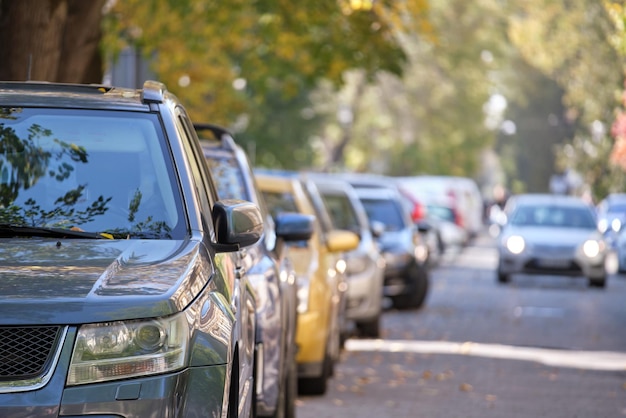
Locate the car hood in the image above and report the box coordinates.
[0,238,212,325]
[504,226,601,245]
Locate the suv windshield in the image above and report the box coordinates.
[0,108,186,239]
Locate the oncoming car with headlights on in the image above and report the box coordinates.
[497,194,610,287]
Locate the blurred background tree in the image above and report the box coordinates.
[2,0,626,199]
[500,0,625,200]
[102,0,432,169]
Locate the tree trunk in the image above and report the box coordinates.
[0,0,104,83]
[58,0,106,83]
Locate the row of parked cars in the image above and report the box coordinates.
[0,80,479,418]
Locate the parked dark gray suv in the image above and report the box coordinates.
[0,81,262,417]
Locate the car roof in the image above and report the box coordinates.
[0,80,171,111]
[508,193,592,208]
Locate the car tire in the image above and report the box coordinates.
[497,270,510,284]
[357,315,381,338]
[282,353,298,418]
[298,351,330,396]
[227,355,240,418]
[394,264,429,310]
[588,276,606,288]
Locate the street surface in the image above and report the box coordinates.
[296,232,626,418]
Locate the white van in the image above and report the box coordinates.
[396,175,485,239]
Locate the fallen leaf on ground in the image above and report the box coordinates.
[460,383,473,392]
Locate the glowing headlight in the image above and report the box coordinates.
[612,218,622,232]
[414,244,429,263]
[67,313,189,386]
[505,235,525,254]
[598,219,608,233]
[582,240,602,258]
[335,259,347,275]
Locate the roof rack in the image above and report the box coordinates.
[141,80,166,104]
[194,123,237,151]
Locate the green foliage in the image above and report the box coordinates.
[318,0,504,178]
[102,0,427,123]
[100,0,626,193]
[505,0,624,197]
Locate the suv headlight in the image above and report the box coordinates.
[67,313,189,385]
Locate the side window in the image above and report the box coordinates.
[174,107,216,237]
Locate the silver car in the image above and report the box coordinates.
[497,194,608,287]
[309,174,385,338]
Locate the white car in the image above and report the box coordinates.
[396,175,485,240]
[497,194,608,287]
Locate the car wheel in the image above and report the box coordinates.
[411,266,430,309]
[588,276,606,288]
[357,315,381,338]
[497,270,510,283]
[298,351,330,396]
[394,264,429,310]
[227,356,240,418]
[282,352,298,418]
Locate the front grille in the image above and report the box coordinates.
[0,326,62,381]
[532,244,575,256]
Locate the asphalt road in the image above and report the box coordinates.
[296,232,626,418]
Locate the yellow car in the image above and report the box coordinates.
[255,170,359,396]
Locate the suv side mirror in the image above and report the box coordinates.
[275,212,315,242]
[213,199,264,251]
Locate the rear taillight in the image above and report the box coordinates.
[412,202,426,222]
[453,208,464,228]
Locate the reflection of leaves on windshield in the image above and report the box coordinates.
[0,123,51,207]
[103,189,173,239]
[0,118,104,228]
[104,218,172,239]
[128,189,142,223]
[0,120,89,207]
[1,187,111,228]
[0,116,173,239]
[53,138,88,163]
[0,108,20,121]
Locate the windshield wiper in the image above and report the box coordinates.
[0,224,110,239]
